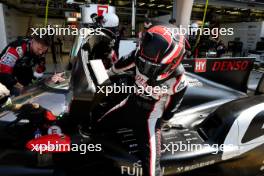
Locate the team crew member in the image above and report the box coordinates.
[94,25,188,176]
[0,34,50,94]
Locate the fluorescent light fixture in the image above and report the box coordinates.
[67,17,77,22]
[149,3,155,7]
[76,13,81,18]
[150,0,155,2]
[166,5,172,8]
[195,4,204,7]
[158,4,165,8]
[229,11,239,15]
[139,2,145,6]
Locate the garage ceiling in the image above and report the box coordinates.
[0,0,263,22]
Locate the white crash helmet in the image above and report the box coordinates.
[102,13,119,28]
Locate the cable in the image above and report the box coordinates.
[193,0,209,51]
[44,0,50,26]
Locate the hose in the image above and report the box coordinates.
[44,0,50,27]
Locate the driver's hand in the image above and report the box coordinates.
[13,103,39,111]
[0,83,10,99]
[107,68,116,77]
[51,72,66,83]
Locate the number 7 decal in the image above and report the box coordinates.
[97,5,109,16]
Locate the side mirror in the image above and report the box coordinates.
[255,73,264,95]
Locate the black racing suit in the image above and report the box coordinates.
[0,37,46,90]
[95,50,188,176]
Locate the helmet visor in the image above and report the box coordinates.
[135,56,172,78]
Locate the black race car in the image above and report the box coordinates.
[0,32,263,176]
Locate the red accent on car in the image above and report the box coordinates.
[26,134,71,153]
[212,60,250,72]
[45,111,57,121]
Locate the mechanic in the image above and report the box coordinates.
[138,18,153,46]
[102,13,120,59]
[88,13,119,68]
[92,25,188,176]
[0,33,50,95]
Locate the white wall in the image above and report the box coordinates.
[152,15,171,24]
[3,7,65,43]
[0,3,7,51]
[220,22,264,51]
[1,6,71,53]
[261,22,264,38]
[3,6,29,43]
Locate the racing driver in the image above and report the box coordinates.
[93,25,189,176]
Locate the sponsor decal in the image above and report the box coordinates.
[176,80,185,92]
[47,125,62,135]
[16,46,23,58]
[176,160,216,173]
[187,78,203,87]
[212,60,249,72]
[194,59,207,73]
[1,53,17,67]
[97,5,108,16]
[121,161,143,176]
[120,161,165,176]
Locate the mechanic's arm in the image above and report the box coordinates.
[0,47,23,90]
[107,49,136,76]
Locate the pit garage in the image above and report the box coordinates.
[0,0,263,176]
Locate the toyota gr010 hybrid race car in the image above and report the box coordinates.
[0,31,263,176]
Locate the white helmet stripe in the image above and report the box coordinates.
[161,36,184,64]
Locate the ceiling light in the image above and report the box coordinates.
[158,4,165,8]
[195,4,204,7]
[166,5,172,8]
[139,2,145,6]
[149,4,155,7]
[67,17,77,22]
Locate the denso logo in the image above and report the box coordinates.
[212,60,250,72]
